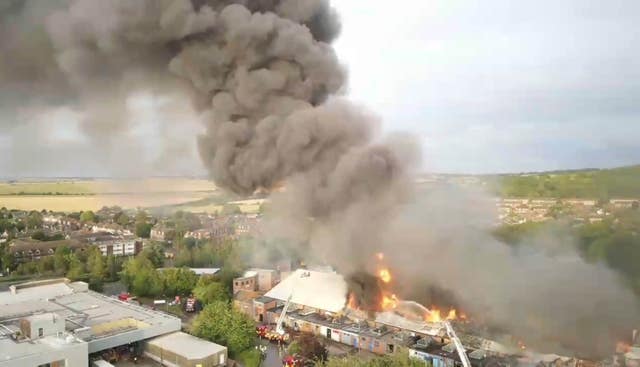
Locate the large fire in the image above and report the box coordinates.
[381,294,399,310]
[424,307,459,323]
[371,253,465,323]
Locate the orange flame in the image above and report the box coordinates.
[426,309,442,322]
[379,268,392,283]
[347,293,358,309]
[424,307,459,323]
[381,294,398,310]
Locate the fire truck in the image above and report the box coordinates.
[257,271,310,345]
[184,296,202,313]
[282,355,304,367]
[256,325,290,343]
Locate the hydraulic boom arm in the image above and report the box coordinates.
[443,320,471,367]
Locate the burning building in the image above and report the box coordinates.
[2,0,639,359]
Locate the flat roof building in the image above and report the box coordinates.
[0,278,181,366]
[145,331,227,367]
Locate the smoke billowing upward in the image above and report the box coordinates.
[2,0,639,358]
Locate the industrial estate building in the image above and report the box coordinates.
[0,278,227,367]
[258,269,594,367]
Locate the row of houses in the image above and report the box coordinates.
[8,232,145,263]
[151,214,263,242]
[496,197,639,225]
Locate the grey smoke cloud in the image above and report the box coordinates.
[2,0,639,358]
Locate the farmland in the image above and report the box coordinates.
[0,178,219,212]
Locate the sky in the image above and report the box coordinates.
[333,0,640,174]
[0,0,639,177]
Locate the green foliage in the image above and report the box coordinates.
[87,246,105,280]
[80,210,97,223]
[105,254,122,281]
[489,165,640,198]
[121,256,164,297]
[1,245,16,273]
[193,279,229,304]
[53,246,71,274]
[139,243,165,268]
[115,212,130,226]
[289,333,328,363]
[66,254,85,280]
[161,268,198,297]
[135,222,153,238]
[236,348,263,367]
[191,301,255,357]
[37,256,55,274]
[317,350,425,367]
[26,211,43,229]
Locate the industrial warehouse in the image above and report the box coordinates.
[246,269,601,367]
[0,279,227,367]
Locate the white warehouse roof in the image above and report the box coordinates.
[264,269,348,313]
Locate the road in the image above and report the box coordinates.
[258,338,286,367]
[256,336,357,367]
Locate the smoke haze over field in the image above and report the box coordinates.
[1,0,639,358]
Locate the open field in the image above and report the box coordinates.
[0,178,269,213]
[0,178,216,195]
[0,178,219,212]
[0,193,214,212]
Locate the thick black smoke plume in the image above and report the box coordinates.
[2,0,639,358]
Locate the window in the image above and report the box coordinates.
[38,328,44,337]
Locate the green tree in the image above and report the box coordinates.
[317,350,425,367]
[121,257,163,297]
[87,247,105,280]
[53,246,71,274]
[191,301,255,357]
[140,243,165,268]
[16,261,38,275]
[116,213,130,226]
[26,211,43,229]
[193,280,229,304]
[80,210,97,223]
[135,222,153,238]
[31,230,46,241]
[37,256,55,274]
[105,254,121,281]
[1,249,16,273]
[135,210,149,223]
[66,254,85,280]
[162,268,198,297]
[288,333,328,363]
[14,221,24,232]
